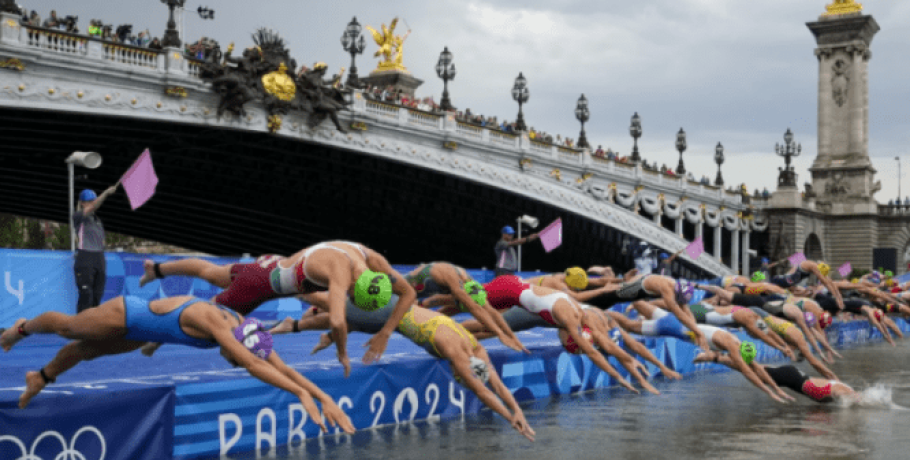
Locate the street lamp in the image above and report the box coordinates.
[575,94,590,149]
[435,46,456,111]
[160,0,186,48]
[675,128,687,175]
[629,112,642,163]
[897,156,902,204]
[65,151,103,253]
[775,128,801,187]
[516,214,539,272]
[714,142,725,186]
[511,72,529,132]
[341,17,366,88]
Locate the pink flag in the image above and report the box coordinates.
[788,252,807,267]
[120,149,158,210]
[838,262,852,278]
[685,237,704,260]
[539,218,563,253]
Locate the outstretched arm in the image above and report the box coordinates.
[476,347,535,441]
[267,351,355,434]
[364,252,417,364]
[616,327,682,380]
[81,183,119,215]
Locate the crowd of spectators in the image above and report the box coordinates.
[21,8,174,52]
[362,85,441,113]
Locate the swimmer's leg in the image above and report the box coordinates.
[140,259,233,288]
[20,339,144,408]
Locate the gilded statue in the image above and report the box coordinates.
[365,17,411,72]
[823,0,862,16]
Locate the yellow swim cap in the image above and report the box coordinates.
[817,263,830,277]
[564,267,588,290]
[851,278,859,284]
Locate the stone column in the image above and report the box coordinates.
[713,225,722,260]
[695,220,703,241]
[675,217,684,237]
[741,230,751,276]
[815,48,832,161]
[731,228,740,273]
[849,45,864,156]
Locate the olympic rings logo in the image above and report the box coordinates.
[0,426,106,460]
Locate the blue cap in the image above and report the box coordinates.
[501,226,515,235]
[761,257,769,264]
[659,252,669,260]
[79,189,97,202]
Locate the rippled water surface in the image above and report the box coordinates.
[232,340,910,460]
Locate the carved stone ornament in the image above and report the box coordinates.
[831,59,850,107]
[825,171,850,197]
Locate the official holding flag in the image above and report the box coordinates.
[494,226,539,277]
[73,183,119,312]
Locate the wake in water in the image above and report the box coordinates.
[838,383,908,410]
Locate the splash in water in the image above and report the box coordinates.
[838,383,908,410]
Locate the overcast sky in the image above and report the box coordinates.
[29,0,910,201]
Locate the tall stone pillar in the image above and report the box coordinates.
[807,5,880,215]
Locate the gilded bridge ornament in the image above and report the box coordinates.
[365,17,411,73]
[261,62,296,101]
[823,0,862,16]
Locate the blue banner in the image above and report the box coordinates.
[0,386,174,460]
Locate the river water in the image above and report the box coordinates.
[233,340,910,460]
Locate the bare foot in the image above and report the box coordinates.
[141,342,162,357]
[19,371,46,408]
[311,333,334,355]
[139,260,157,287]
[270,317,297,335]
[693,351,716,364]
[1,318,27,352]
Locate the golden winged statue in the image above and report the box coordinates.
[365,17,411,73]
[823,0,862,16]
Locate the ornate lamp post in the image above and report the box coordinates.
[675,128,687,175]
[436,47,456,111]
[575,94,590,149]
[511,72,529,132]
[341,17,366,87]
[775,128,801,187]
[629,112,642,163]
[160,0,186,48]
[714,142,725,186]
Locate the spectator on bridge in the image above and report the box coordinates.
[136,30,150,47]
[607,150,617,161]
[904,196,910,206]
[42,10,59,29]
[26,11,40,27]
[494,226,539,277]
[148,37,162,50]
[763,187,770,198]
[73,184,120,313]
[87,20,102,37]
[594,145,605,157]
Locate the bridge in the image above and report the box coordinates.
[0,13,769,276]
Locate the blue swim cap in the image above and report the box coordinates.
[501,226,515,235]
[79,189,97,201]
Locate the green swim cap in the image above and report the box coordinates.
[751,271,766,283]
[353,270,393,311]
[740,341,757,365]
[457,280,488,312]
